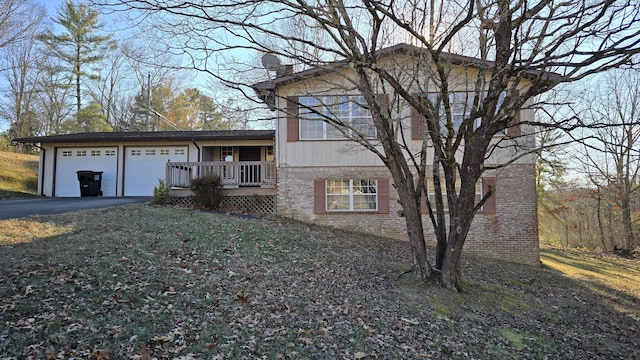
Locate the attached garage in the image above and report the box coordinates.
[55,147,118,197]
[123,146,188,196]
[13,130,276,197]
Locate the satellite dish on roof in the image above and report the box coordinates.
[261,53,281,71]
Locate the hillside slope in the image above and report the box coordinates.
[0,151,39,198]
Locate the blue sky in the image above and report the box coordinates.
[41,0,62,18]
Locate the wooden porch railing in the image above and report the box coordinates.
[166,161,276,188]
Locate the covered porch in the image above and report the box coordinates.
[165,160,276,189]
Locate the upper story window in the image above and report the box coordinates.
[413,92,507,136]
[299,96,376,140]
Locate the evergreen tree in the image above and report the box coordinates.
[38,0,112,129]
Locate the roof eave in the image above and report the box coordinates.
[13,130,275,144]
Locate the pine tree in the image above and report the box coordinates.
[38,0,112,130]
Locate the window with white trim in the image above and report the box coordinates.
[424,91,506,132]
[326,179,378,211]
[220,146,235,179]
[299,96,376,140]
[220,146,234,161]
[426,177,483,211]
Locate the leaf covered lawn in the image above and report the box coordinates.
[0,205,638,359]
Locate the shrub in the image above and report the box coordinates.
[191,174,224,210]
[153,178,171,205]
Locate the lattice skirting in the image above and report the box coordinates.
[168,195,276,215]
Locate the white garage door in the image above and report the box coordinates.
[55,147,118,197]
[124,146,188,196]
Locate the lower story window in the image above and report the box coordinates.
[427,178,483,211]
[326,179,377,211]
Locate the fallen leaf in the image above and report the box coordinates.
[235,291,249,303]
[90,350,111,360]
[138,342,153,360]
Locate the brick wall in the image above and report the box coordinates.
[276,164,539,265]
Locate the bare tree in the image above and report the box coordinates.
[36,60,75,135]
[578,69,640,252]
[0,0,44,54]
[97,0,640,290]
[0,0,47,142]
[0,7,47,139]
[87,41,139,130]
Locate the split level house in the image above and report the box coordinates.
[16,44,540,264]
[252,44,540,265]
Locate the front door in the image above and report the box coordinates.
[238,147,261,185]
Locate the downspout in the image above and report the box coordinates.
[192,139,201,179]
[191,139,201,162]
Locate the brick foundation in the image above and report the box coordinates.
[276,164,539,265]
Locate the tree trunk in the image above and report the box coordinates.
[404,203,430,279]
[595,189,609,250]
[393,174,431,279]
[437,176,478,291]
[620,197,635,250]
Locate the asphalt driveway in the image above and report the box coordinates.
[0,197,152,220]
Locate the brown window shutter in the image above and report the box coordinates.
[482,177,496,214]
[377,178,390,214]
[410,93,425,140]
[411,106,425,140]
[314,178,326,214]
[287,96,299,142]
[377,93,389,114]
[506,90,521,138]
[376,94,388,140]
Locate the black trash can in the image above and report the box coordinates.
[77,170,103,197]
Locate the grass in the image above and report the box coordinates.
[0,150,39,199]
[541,245,640,319]
[0,204,638,359]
